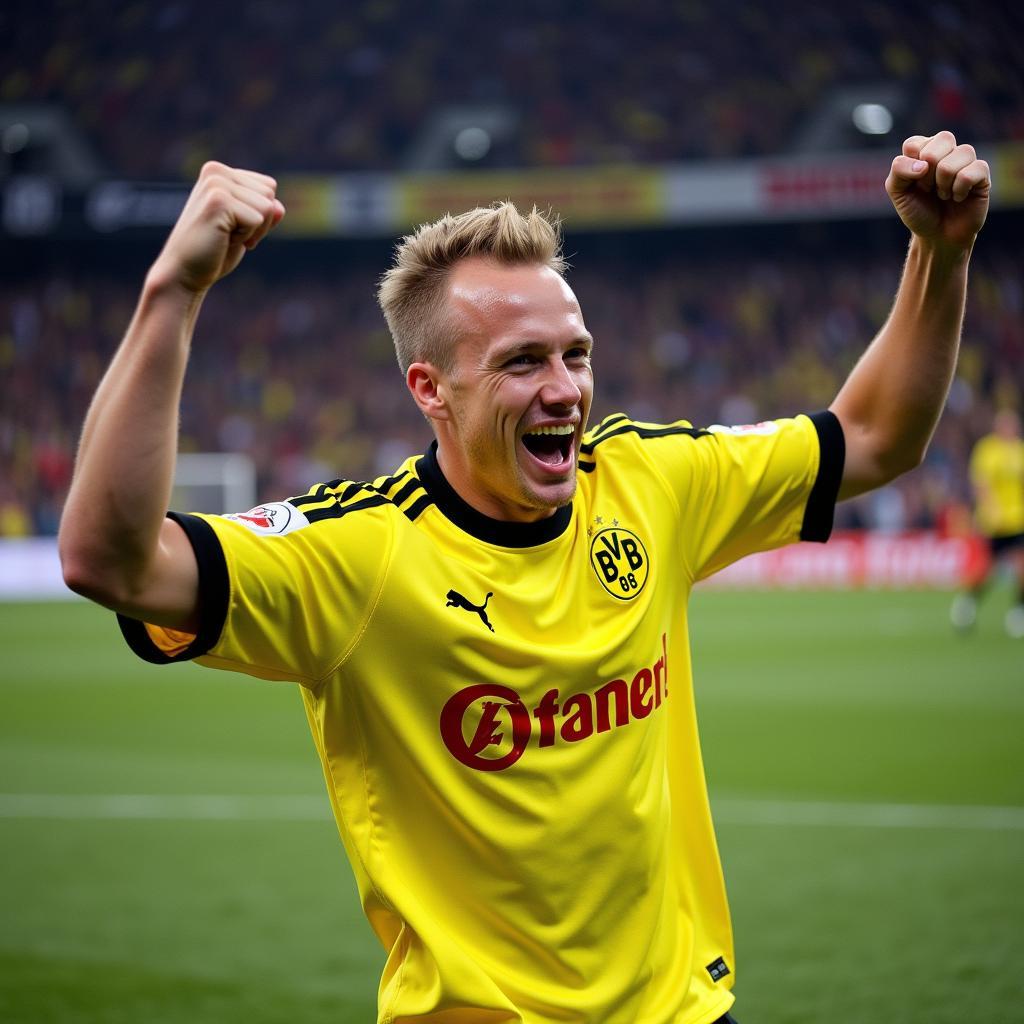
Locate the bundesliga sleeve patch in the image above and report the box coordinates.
[707,421,779,436]
[222,502,310,536]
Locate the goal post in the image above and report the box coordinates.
[172,453,257,515]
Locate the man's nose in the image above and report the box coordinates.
[540,358,583,407]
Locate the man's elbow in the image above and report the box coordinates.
[839,427,928,498]
[876,442,927,484]
[59,537,133,608]
[60,550,116,606]
[834,410,928,490]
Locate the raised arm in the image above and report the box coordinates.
[59,163,284,629]
[830,131,990,499]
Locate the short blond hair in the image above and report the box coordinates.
[377,202,566,375]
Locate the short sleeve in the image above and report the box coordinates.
[636,411,844,581]
[117,501,393,686]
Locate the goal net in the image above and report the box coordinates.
[172,453,257,516]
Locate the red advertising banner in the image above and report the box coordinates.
[759,155,892,215]
[702,531,988,590]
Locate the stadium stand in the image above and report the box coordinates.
[3,226,1020,537]
[2,2,1021,539]
[4,1,1023,176]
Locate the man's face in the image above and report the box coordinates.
[417,257,594,522]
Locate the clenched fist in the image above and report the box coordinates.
[886,131,990,255]
[148,162,285,295]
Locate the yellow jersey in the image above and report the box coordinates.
[969,432,1024,538]
[120,410,844,1024]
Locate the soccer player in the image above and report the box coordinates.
[59,131,989,1024]
[951,409,1024,637]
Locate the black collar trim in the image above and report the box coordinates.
[415,441,573,547]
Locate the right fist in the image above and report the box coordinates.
[149,162,285,294]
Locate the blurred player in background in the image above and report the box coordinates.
[58,131,989,1024]
[951,409,1024,637]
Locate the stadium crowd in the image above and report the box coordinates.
[3,234,1019,538]
[6,0,1023,176]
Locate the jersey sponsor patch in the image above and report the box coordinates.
[708,421,779,436]
[222,502,310,536]
[439,635,669,771]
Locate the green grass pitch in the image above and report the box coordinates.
[1,590,1021,1023]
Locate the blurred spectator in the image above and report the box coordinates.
[4,1,1022,177]
[3,229,1020,534]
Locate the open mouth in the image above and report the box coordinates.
[521,424,575,469]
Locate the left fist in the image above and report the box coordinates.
[886,131,990,253]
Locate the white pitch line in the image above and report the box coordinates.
[0,793,330,821]
[0,793,1023,832]
[711,797,1024,832]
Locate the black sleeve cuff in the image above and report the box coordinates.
[800,410,845,543]
[116,512,230,664]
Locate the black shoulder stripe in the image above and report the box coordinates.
[286,469,434,527]
[390,477,422,507]
[289,484,330,508]
[292,479,376,511]
[304,494,390,524]
[580,422,710,455]
[338,480,371,503]
[285,468,434,527]
[371,469,409,496]
[402,493,434,522]
[588,412,630,441]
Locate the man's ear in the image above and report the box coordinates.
[406,362,451,422]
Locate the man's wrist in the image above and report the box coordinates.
[908,233,974,272]
[141,264,209,315]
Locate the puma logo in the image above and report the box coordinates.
[445,589,495,632]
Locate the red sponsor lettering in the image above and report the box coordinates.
[439,683,531,772]
[439,635,669,771]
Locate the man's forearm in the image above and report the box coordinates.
[60,162,283,620]
[831,237,970,491]
[59,276,203,597]
[830,131,988,499]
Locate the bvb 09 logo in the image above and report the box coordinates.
[589,527,649,600]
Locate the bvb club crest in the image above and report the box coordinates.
[589,524,650,600]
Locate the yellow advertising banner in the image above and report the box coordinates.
[398,167,666,228]
[244,142,1024,238]
[993,142,1024,205]
[275,177,337,235]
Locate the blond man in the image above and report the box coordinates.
[61,131,989,1024]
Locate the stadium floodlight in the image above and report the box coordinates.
[0,103,104,184]
[402,105,518,170]
[852,103,893,136]
[453,127,492,162]
[792,83,906,152]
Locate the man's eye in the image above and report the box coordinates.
[508,354,535,366]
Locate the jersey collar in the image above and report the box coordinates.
[415,441,573,548]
